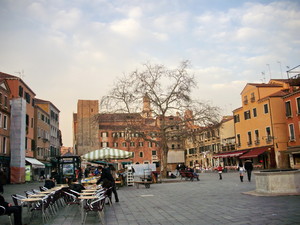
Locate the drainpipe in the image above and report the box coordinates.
[268,98,276,168]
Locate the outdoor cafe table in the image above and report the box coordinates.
[78,195,98,223]
[20,198,44,219]
[82,189,97,192]
[40,190,52,194]
[29,194,47,198]
[79,192,96,196]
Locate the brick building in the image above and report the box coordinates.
[0,78,11,183]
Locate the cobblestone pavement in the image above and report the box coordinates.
[1,171,300,225]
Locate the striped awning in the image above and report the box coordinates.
[81,147,133,161]
[213,150,248,158]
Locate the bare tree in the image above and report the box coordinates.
[100,60,220,177]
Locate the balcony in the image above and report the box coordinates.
[250,97,255,102]
[266,137,272,143]
[289,137,296,142]
[243,100,248,105]
[247,141,252,146]
[152,155,158,160]
[254,140,260,145]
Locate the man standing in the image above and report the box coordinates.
[244,159,253,182]
[96,166,119,203]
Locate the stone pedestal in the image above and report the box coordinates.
[254,169,300,195]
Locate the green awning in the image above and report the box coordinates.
[121,161,133,165]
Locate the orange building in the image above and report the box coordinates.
[234,79,291,169]
[0,72,36,183]
[283,84,300,168]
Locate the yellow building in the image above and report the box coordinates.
[234,80,290,169]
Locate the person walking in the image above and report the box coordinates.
[217,165,223,180]
[237,162,245,182]
[244,159,253,182]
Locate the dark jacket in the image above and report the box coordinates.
[244,161,253,171]
[0,195,9,209]
[69,183,85,193]
[44,179,55,189]
[96,168,114,185]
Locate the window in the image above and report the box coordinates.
[122,142,127,147]
[152,151,157,156]
[172,144,175,149]
[101,142,109,147]
[26,114,29,126]
[0,113,2,128]
[233,114,240,123]
[139,152,143,157]
[285,101,292,117]
[2,137,6,154]
[101,132,108,137]
[266,127,271,142]
[138,142,143,147]
[130,142,135,147]
[4,96,7,107]
[3,115,7,129]
[264,104,269,114]
[289,124,295,141]
[25,92,30,104]
[244,110,251,120]
[253,108,257,117]
[148,142,152,147]
[255,130,259,144]
[243,96,248,105]
[247,131,252,145]
[19,86,23,97]
[0,93,2,105]
[113,142,118,147]
[250,92,255,102]
[297,97,300,114]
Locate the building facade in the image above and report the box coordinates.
[234,80,291,169]
[35,99,62,158]
[0,78,11,184]
[283,84,300,169]
[34,105,51,179]
[0,72,36,183]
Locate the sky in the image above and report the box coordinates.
[0,0,299,147]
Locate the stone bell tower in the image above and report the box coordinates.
[142,93,152,118]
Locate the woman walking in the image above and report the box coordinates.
[237,162,245,182]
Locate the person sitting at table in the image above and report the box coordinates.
[68,178,85,193]
[44,177,55,189]
[96,166,119,203]
[0,194,23,225]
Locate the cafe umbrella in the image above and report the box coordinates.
[81,147,134,161]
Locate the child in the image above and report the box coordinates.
[217,165,223,180]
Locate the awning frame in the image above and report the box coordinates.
[213,150,248,158]
[25,157,45,169]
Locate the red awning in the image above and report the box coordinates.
[213,150,248,158]
[239,147,268,159]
